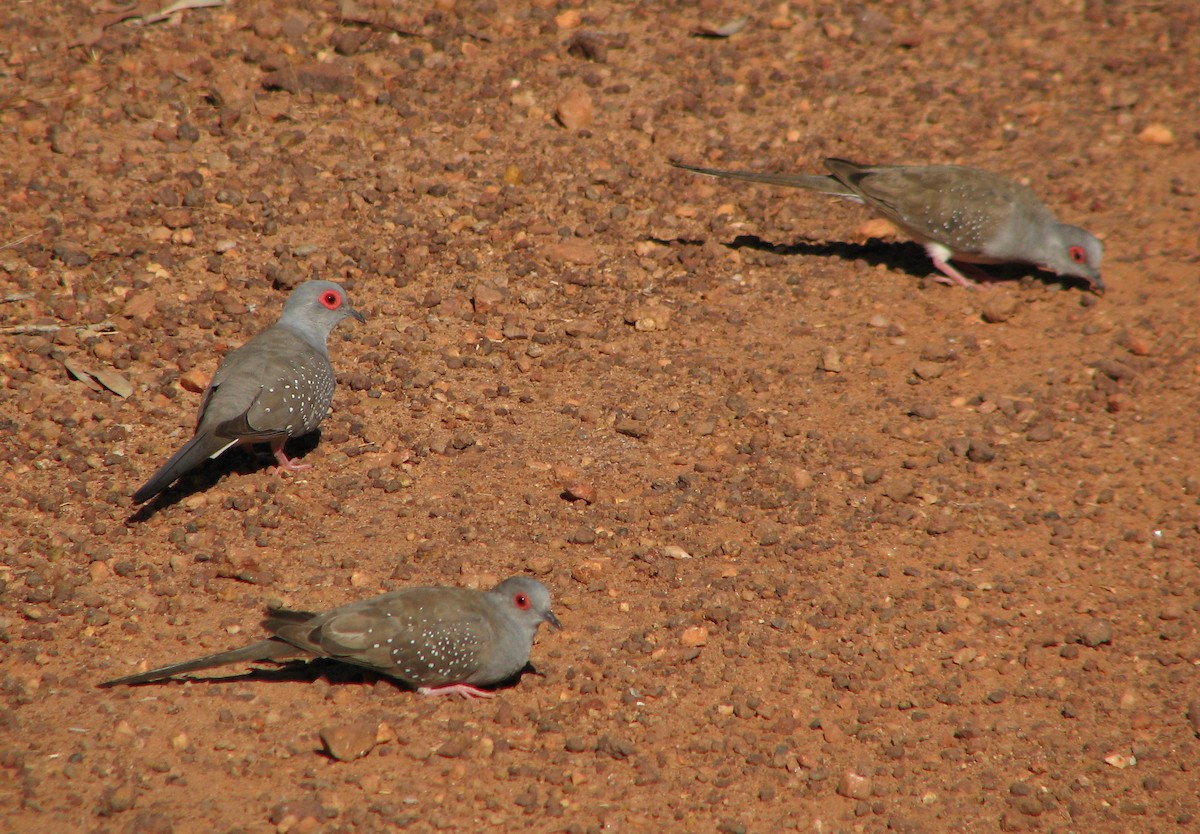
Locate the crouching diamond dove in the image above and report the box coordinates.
[100,577,562,698]
[673,158,1103,293]
[132,280,365,503]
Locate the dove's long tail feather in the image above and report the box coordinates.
[132,432,236,504]
[671,162,852,197]
[99,639,305,687]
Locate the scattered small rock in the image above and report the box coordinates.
[967,441,996,463]
[1095,358,1135,381]
[912,361,943,381]
[615,419,649,439]
[262,63,355,96]
[102,782,138,814]
[472,283,506,314]
[567,31,607,62]
[320,721,379,762]
[1080,619,1113,647]
[52,241,90,267]
[1186,700,1200,736]
[436,737,470,759]
[1136,123,1175,145]
[543,241,598,265]
[161,208,192,229]
[568,526,597,545]
[556,88,595,131]
[926,512,953,535]
[791,468,813,489]
[449,431,476,450]
[563,481,596,504]
[982,293,1019,323]
[1026,423,1054,442]
[1104,751,1136,768]
[836,769,872,799]
[596,734,637,759]
[179,368,210,393]
[564,319,602,338]
[681,626,707,647]
[909,401,937,420]
[882,479,914,502]
[857,217,898,241]
[819,346,843,373]
[571,559,607,583]
[555,9,582,29]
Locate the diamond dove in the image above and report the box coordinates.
[132,280,365,503]
[673,158,1103,292]
[100,577,561,698]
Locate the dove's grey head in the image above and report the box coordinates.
[488,576,562,638]
[466,576,561,686]
[278,280,366,350]
[1043,225,1104,293]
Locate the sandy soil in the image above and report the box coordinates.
[2,1,1199,832]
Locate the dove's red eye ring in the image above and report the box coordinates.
[320,291,342,310]
[514,593,531,610]
[1068,246,1087,264]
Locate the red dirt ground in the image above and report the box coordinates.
[2,2,1198,833]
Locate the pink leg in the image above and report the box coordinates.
[417,684,495,699]
[929,256,984,290]
[270,438,312,475]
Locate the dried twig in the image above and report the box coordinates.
[136,0,228,27]
[0,229,47,251]
[0,321,118,336]
[338,0,420,36]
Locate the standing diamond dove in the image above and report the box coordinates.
[673,158,1104,292]
[100,577,561,698]
[132,280,365,503]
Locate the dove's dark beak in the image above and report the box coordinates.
[544,610,563,631]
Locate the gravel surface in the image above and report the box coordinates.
[1,2,1198,833]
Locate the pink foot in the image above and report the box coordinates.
[930,256,984,290]
[417,684,495,699]
[271,443,312,476]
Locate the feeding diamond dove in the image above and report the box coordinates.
[100,576,562,698]
[132,280,365,503]
[673,158,1104,292]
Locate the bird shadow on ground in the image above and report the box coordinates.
[125,432,324,524]
[687,234,1085,291]
[103,660,332,689]
[102,658,542,696]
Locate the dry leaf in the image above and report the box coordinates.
[63,358,102,392]
[92,369,134,398]
[693,16,749,38]
[138,0,227,27]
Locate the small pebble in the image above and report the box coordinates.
[982,293,1019,323]
[320,721,379,762]
[819,346,843,373]
[179,368,210,393]
[1185,700,1200,736]
[681,626,708,647]
[836,770,872,799]
[1026,423,1054,442]
[556,89,595,131]
[563,481,596,503]
[1136,123,1175,145]
[1080,619,1113,647]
